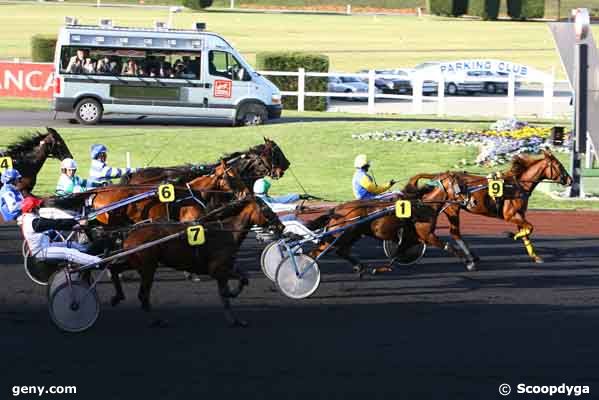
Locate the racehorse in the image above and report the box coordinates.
[120,137,290,189]
[304,183,469,275]
[110,196,285,327]
[406,150,572,267]
[45,160,249,227]
[0,127,72,197]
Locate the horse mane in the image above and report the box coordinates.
[507,154,542,177]
[3,131,47,157]
[222,143,265,161]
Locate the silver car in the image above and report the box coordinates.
[328,75,369,101]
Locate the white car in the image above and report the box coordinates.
[328,75,369,101]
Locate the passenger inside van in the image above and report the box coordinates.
[66,49,89,73]
[122,59,138,76]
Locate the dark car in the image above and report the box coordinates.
[358,69,412,94]
[470,71,522,94]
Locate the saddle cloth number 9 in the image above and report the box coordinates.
[0,157,13,172]
[488,179,504,199]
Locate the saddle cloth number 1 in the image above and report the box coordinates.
[395,200,412,218]
[488,179,504,198]
[0,157,13,172]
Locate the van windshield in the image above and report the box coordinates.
[59,46,202,79]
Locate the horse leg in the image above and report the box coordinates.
[506,214,542,263]
[309,234,366,276]
[137,265,157,312]
[415,222,472,270]
[109,265,126,307]
[445,207,478,269]
[217,278,248,327]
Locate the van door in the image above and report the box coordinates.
[203,50,252,119]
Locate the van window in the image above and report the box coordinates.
[208,51,247,81]
[59,46,202,80]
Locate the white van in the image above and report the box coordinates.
[52,20,282,125]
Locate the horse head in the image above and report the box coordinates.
[541,149,572,186]
[214,159,250,198]
[41,127,73,160]
[262,137,290,179]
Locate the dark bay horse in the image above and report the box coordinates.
[406,150,572,267]
[121,137,290,190]
[45,161,249,227]
[304,184,469,275]
[0,127,72,197]
[110,196,285,326]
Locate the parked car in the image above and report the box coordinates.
[357,69,411,94]
[476,71,522,94]
[328,75,368,101]
[390,68,438,95]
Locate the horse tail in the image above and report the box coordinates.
[403,173,438,193]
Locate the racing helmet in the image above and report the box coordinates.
[1,168,22,184]
[90,144,108,159]
[354,154,369,169]
[253,178,271,195]
[21,196,43,213]
[60,158,77,170]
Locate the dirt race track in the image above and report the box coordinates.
[1,210,598,399]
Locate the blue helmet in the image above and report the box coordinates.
[1,168,22,184]
[90,144,107,159]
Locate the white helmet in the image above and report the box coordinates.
[354,154,369,169]
[253,178,271,195]
[60,158,77,170]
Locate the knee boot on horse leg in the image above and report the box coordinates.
[522,236,543,263]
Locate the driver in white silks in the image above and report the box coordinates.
[19,196,101,267]
[253,178,312,213]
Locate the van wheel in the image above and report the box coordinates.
[446,83,458,96]
[75,98,103,125]
[237,103,267,126]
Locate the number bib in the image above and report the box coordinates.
[187,225,205,246]
[158,184,175,203]
[0,157,13,172]
[395,200,412,218]
[488,179,504,199]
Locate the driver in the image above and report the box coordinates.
[88,144,137,187]
[0,168,24,222]
[19,196,101,266]
[253,178,310,213]
[352,154,396,200]
[56,158,89,195]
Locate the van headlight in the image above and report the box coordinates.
[271,94,282,105]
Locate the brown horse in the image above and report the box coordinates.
[406,150,573,267]
[121,137,290,189]
[0,127,72,204]
[110,196,285,326]
[304,185,468,275]
[45,160,248,227]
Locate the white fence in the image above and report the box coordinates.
[257,69,568,119]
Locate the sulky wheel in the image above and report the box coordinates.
[48,276,100,333]
[393,242,427,265]
[260,240,287,282]
[24,251,60,286]
[275,254,321,300]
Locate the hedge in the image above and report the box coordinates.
[427,0,468,17]
[507,0,545,19]
[468,0,499,20]
[256,52,329,112]
[183,0,213,9]
[31,35,57,62]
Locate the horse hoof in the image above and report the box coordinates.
[533,256,544,264]
[352,265,364,274]
[149,319,169,328]
[110,295,124,307]
[465,261,477,272]
[230,319,249,328]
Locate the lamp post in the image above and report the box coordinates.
[168,6,182,29]
[571,8,590,197]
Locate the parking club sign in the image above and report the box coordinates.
[439,59,530,77]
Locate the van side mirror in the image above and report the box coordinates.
[236,67,251,81]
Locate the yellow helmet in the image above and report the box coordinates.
[354,154,369,168]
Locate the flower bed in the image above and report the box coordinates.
[353,121,570,167]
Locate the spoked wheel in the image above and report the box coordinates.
[392,242,427,265]
[48,271,100,333]
[382,229,404,259]
[275,254,320,300]
[260,240,286,282]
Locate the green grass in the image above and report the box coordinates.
[0,97,51,111]
[0,121,596,209]
[2,4,599,76]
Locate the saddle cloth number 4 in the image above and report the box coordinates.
[0,157,13,172]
